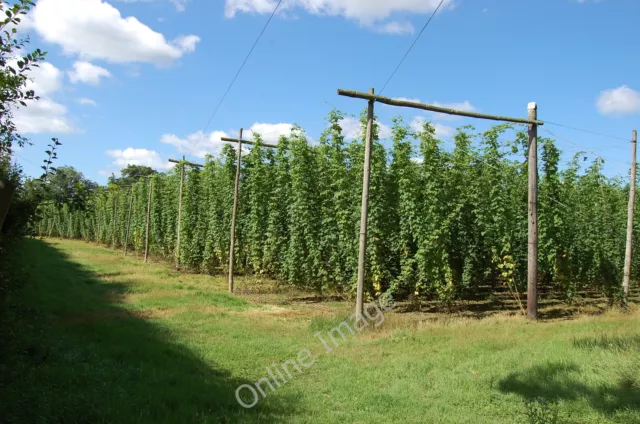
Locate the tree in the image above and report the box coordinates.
[27,166,97,211]
[0,0,45,160]
[108,164,157,187]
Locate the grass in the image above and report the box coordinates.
[0,238,639,423]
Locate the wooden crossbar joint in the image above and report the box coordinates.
[168,158,204,168]
[221,137,278,149]
[337,89,545,126]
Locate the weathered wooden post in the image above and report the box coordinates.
[219,133,278,293]
[623,129,638,304]
[124,187,134,255]
[176,155,185,268]
[527,102,538,320]
[228,128,243,293]
[167,157,203,266]
[144,178,153,263]
[112,194,118,247]
[356,88,375,317]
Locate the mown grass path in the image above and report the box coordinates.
[1,238,639,423]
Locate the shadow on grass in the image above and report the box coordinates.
[498,362,640,418]
[0,238,297,423]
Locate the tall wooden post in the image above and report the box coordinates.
[228,128,243,293]
[527,102,538,320]
[112,195,118,247]
[144,179,153,263]
[96,208,101,243]
[176,155,185,268]
[124,187,134,255]
[356,88,375,317]
[623,129,638,304]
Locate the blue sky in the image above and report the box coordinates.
[12,0,640,183]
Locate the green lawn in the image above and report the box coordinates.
[1,238,639,423]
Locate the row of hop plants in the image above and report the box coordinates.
[36,111,637,304]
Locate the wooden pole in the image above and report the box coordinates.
[112,195,118,247]
[176,155,185,269]
[337,89,544,126]
[623,129,637,304]
[124,187,134,255]
[527,102,538,320]
[144,179,153,263]
[356,88,375,317]
[96,207,101,244]
[228,128,243,293]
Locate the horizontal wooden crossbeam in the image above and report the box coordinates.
[221,137,278,149]
[168,158,204,168]
[337,89,544,126]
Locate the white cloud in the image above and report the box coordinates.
[375,21,414,35]
[410,116,454,139]
[161,130,231,158]
[9,61,77,134]
[29,0,200,65]
[225,0,453,31]
[596,85,640,116]
[338,116,392,140]
[14,98,77,134]
[173,35,200,53]
[105,148,174,170]
[169,0,188,11]
[393,97,422,103]
[76,98,97,106]
[245,122,294,143]
[161,122,299,157]
[24,62,63,95]
[429,100,476,121]
[389,98,477,120]
[68,61,112,85]
[114,0,187,11]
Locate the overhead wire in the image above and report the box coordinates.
[543,120,632,143]
[379,0,446,95]
[542,128,632,167]
[190,0,284,154]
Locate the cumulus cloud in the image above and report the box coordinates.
[339,116,392,140]
[14,98,77,134]
[375,21,414,35]
[161,123,299,158]
[12,61,77,134]
[596,85,640,116]
[24,62,63,95]
[105,147,174,170]
[68,61,112,85]
[169,0,188,11]
[224,0,452,33]
[244,122,294,143]
[76,98,98,106]
[28,0,200,65]
[390,98,476,121]
[161,130,231,158]
[410,116,454,139]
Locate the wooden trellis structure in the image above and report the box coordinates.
[168,156,204,269]
[221,130,278,293]
[337,88,544,320]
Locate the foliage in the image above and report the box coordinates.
[2,238,639,423]
[0,0,46,162]
[108,164,157,186]
[35,113,638,304]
